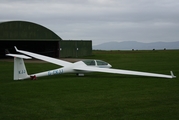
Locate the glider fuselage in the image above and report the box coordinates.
[30,60,112,79]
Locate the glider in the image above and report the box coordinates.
[6,46,176,80]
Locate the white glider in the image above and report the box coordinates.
[6,46,176,80]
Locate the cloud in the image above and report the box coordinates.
[0,0,179,45]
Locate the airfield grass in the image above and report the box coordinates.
[0,50,179,120]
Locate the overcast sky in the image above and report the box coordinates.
[0,0,179,45]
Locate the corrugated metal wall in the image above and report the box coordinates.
[59,40,92,58]
[0,21,61,40]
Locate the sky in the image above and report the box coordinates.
[0,0,179,45]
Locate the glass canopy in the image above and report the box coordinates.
[82,60,108,66]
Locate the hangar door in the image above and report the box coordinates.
[0,40,59,58]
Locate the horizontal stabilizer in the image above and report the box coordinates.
[6,54,32,59]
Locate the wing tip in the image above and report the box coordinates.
[14,46,18,51]
[170,71,176,78]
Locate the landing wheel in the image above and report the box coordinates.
[30,75,37,80]
[76,73,84,76]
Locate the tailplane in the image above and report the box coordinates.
[6,54,31,80]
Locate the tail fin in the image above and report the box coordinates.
[6,54,31,80]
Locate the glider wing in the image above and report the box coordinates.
[74,66,175,78]
[14,46,72,67]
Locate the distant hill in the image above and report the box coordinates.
[93,41,179,50]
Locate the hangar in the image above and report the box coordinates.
[0,21,92,58]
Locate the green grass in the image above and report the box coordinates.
[0,50,179,120]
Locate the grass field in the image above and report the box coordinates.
[0,50,179,120]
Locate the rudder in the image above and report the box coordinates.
[6,54,31,80]
[14,57,29,80]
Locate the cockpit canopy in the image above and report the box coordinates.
[82,60,111,68]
